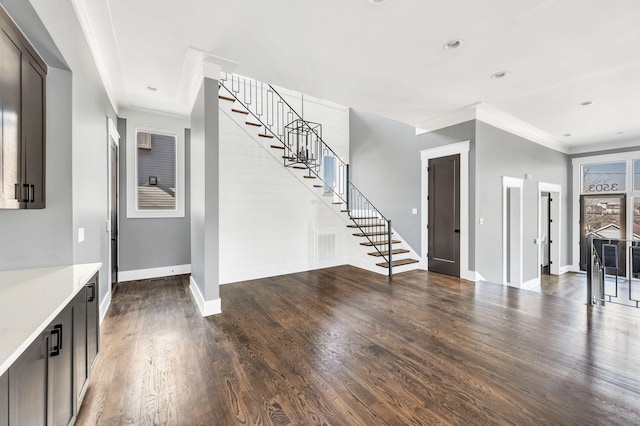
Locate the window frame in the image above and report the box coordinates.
[126,123,185,219]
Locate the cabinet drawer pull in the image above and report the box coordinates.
[88,284,95,302]
[29,184,34,202]
[21,184,29,202]
[50,324,63,356]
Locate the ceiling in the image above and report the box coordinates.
[70,0,640,153]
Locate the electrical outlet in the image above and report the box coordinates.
[78,228,85,243]
[411,208,418,215]
[479,218,484,225]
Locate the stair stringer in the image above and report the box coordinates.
[219,94,421,276]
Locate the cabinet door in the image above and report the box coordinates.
[9,333,47,426]
[87,277,99,370]
[21,53,45,209]
[0,371,7,426]
[73,287,88,408]
[0,27,22,209]
[48,305,74,426]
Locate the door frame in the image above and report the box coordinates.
[107,118,120,301]
[538,182,562,281]
[420,140,472,280]
[502,176,524,286]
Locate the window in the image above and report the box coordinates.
[125,115,185,219]
[581,161,626,193]
[136,130,177,210]
[634,159,640,191]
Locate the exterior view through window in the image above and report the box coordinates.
[136,130,176,210]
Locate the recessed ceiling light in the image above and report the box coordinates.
[563,133,572,137]
[367,0,386,4]
[147,86,158,92]
[443,39,463,50]
[491,71,509,79]
[617,131,625,135]
[580,101,593,106]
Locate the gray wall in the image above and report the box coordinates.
[349,108,475,262]
[474,121,571,284]
[117,118,191,272]
[29,0,117,306]
[0,67,73,270]
[0,0,118,310]
[190,77,219,302]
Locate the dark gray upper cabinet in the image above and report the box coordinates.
[0,371,7,426]
[0,6,47,209]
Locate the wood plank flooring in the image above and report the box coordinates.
[76,266,640,425]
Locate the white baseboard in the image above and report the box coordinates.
[189,276,222,317]
[521,277,540,290]
[460,270,479,281]
[118,264,191,282]
[99,289,112,325]
[560,265,575,274]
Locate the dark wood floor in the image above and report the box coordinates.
[76,266,640,425]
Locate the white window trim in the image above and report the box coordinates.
[571,150,640,270]
[127,124,185,218]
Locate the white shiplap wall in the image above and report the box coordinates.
[218,98,351,284]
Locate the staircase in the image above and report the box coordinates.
[218,73,419,276]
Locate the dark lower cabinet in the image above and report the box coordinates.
[7,272,100,425]
[87,278,99,369]
[8,333,47,426]
[0,372,8,426]
[73,287,88,409]
[48,307,74,426]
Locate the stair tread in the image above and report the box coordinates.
[353,231,392,237]
[270,145,285,150]
[283,156,297,160]
[376,258,420,268]
[232,108,249,115]
[360,240,400,247]
[303,175,316,179]
[350,217,380,220]
[219,95,235,102]
[246,121,261,127]
[259,134,274,139]
[313,185,323,188]
[341,209,351,213]
[347,223,384,228]
[332,202,342,204]
[292,165,306,170]
[367,249,410,257]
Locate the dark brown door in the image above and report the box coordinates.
[110,140,118,290]
[428,154,460,277]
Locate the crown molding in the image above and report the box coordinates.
[179,47,238,112]
[414,102,570,154]
[70,0,120,114]
[567,137,640,155]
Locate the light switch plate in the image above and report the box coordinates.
[78,228,85,243]
[411,208,418,215]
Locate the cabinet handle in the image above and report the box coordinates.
[21,184,29,202]
[88,284,95,302]
[14,183,19,200]
[50,324,63,357]
[29,184,34,202]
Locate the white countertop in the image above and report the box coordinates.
[0,263,102,376]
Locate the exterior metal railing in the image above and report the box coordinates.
[587,236,640,308]
[219,73,394,275]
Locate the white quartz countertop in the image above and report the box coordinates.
[0,263,102,376]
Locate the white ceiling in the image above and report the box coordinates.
[70,0,640,153]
